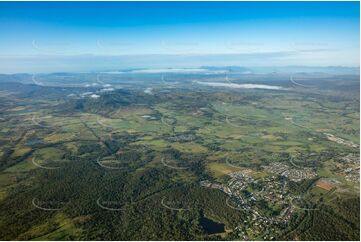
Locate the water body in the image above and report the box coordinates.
[199,215,225,234]
[196,81,286,90]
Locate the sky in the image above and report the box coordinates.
[0,1,359,73]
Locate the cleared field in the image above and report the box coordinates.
[0,75,359,241]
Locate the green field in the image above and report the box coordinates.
[0,73,359,240]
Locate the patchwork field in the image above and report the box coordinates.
[0,72,359,240]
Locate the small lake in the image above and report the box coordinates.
[199,216,225,234]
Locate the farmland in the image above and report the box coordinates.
[0,71,359,240]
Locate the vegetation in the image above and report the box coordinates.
[0,72,359,240]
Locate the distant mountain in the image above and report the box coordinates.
[249,66,359,75]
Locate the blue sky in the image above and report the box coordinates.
[0,1,359,73]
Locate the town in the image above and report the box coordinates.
[262,162,317,182]
[201,169,305,240]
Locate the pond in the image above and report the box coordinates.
[199,215,225,234]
